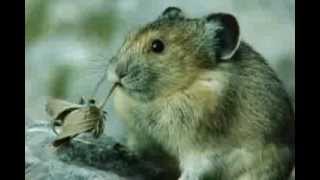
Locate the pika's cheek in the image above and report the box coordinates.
[120,72,142,90]
[122,65,144,84]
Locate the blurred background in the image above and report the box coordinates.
[25,0,295,142]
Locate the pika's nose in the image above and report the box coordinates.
[115,61,128,79]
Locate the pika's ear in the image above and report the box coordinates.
[205,13,240,60]
[159,7,184,20]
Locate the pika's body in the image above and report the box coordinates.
[108,7,294,180]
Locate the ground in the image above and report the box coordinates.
[25,117,176,180]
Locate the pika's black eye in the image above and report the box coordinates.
[151,39,164,53]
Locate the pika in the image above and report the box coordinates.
[107,7,294,180]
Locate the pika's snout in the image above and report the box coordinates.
[115,61,128,80]
[107,57,129,85]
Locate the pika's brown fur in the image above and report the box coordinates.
[107,7,294,180]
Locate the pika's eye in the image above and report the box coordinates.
[151,39,165,53]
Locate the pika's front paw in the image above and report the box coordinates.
[113,143,138,160]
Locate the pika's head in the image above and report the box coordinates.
[107,7,240,101]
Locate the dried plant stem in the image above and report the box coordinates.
[91,70,108,98]
[99,83,118,109]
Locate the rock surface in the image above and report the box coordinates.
[25,119,174,180]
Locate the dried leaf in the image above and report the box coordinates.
[46,98,106,147]
[46,98,82,121]
[45,83,118,147]
[55,105,105,140]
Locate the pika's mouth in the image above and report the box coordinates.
[107,67,126,86]
[107,72,131,91]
